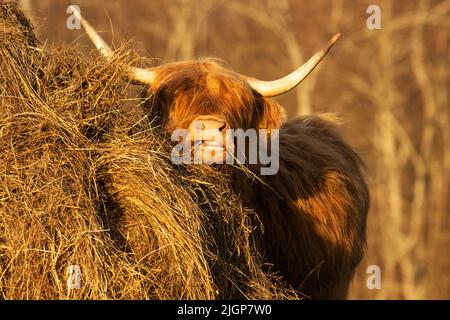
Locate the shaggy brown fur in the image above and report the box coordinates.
[244,116,369,299]
[144,58,370,299]
[145,59,285,133]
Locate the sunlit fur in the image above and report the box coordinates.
[144,58,369,299]
[144,58,286,132]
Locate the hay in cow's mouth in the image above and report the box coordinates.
[0,1,297,299]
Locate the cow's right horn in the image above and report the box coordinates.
[244,33,340,97]
[69,5,157,85]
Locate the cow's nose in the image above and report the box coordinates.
[190,115,230,136]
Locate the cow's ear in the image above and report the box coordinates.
[258,98,286,130]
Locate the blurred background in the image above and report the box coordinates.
[17,0,449,299]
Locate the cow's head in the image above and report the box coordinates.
[71,6,339,163]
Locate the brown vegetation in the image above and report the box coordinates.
[0,1,299,299]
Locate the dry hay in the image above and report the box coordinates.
[0,1,297,299]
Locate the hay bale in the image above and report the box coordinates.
[0,1,296,299]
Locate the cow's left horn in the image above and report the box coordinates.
[244,33,340,97]
[69,5,157,85]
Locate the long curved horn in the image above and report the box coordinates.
[69,5,157,85]
[245,33,340,97]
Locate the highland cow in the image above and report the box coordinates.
[72,6,369,299]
